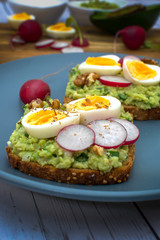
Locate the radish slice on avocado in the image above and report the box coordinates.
[100,75,131,87]
[110,118,139,145]
[88,120,127,149]
[56,124,95,151]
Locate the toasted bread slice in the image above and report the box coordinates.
[63,97,160,121]
[5,145,135,185]
[123,105,160,120]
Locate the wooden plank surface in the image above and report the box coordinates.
[0,181,159,240]
[0,181,46,240]
[1,23,160,64]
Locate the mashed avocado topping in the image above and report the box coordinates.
[9,121,128,172]
[80,0,119,10]
[65,66,160,110]
[8,99,130,173]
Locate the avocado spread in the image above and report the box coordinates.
[65,66,160,110]
[7,99,130,173]
[80,0,119,10]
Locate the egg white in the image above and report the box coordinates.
[22,108,80,139]
[123,57,160,86]
[66,96,121,125]
[78,55,121,76]
[7,14,35,30]
[46,26,76,39]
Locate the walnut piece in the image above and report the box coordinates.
[28,98,44,109]
[85,72,100,86]
[51,99,60,109]
[74,72,99,87]
[92,145,104,156]
[63,97,73,104]
[74,75,86,87]
[141,58,158,66]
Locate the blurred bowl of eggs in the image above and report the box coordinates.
[67,0,127,26]
[7,12,36,29]
[7,0,67,25]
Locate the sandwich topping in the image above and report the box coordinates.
[7,97,137,172]
[65,54,160,110]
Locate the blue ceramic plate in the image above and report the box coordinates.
[0,53,160,202]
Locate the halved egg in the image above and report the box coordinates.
[78,55,122,76]
[46,22,76,39]
[22,108,80,139]
[66,95,121,125]
[123,56,160,86]
[7,12,35,30]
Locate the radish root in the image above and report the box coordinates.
[40,63,73,80]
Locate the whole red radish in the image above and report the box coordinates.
[20,79,50,104]
[10,20,42,47]
[19,64,72,104]
[114,25,146,52]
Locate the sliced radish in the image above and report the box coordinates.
[35,39,54,48]
[123,55,141,62]
[11,35,26,44]
[88,120,127,149]
[50,41,69,50]
[61,47,84,53]
[56,124,95,151]
[118,58,124,67]
[100,75,131,87]
[110,118,139,145]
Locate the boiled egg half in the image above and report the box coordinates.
[22,108,80,139]
[123,56,160,86]
[78,55,121,76]
[46,22,76,39]
[66,95,121,125]
[7,12,35,30]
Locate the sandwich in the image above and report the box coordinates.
[5,96,139,185]
[64,54,160,120]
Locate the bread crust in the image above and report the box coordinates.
[123,105,160,120]
[63,97,160,120]
[5,145,135,185]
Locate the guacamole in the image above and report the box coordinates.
[7,99,130,173]
[65,66,160,110]
[80,0,119,10]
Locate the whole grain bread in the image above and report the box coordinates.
[123,105,160,121]
[5,145,135,185]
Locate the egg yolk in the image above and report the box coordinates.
[127,60,157,80]
[12,12,31,20]
[48,22,72,32]
[26,109,67,125]
[69,96,110,111]
[86,57,120,66]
